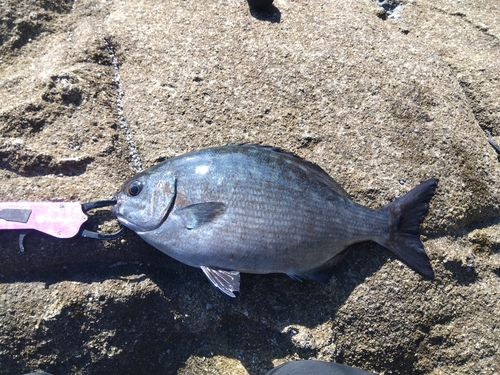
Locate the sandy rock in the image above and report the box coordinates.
[1,0,499,374]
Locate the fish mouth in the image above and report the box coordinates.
[112,206,151,234]
[110,200,129,227]
[110,192,122,217]
[110,193,142,232]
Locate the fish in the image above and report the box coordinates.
[113,144,438,298]
[265,360,376,375]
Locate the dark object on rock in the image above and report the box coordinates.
[114,144,438,298]
[266,360,376,375]
[247,0,274,11]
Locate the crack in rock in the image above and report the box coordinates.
[431,6,497,39]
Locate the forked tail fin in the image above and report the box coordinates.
[380,178,438,279]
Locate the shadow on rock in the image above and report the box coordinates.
[1,238,389,374]
[443,259,479,286]
[142,243,390,374]
[0,226,161,278]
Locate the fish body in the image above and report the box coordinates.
[113,144,437,297]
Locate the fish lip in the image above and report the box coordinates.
[110,192,122,216]
[110,192,136,230]
[112,210,149,233]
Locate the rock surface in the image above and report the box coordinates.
[1,0,499,374]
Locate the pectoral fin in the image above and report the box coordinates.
[201,266,240,298]
[176,202,226,229]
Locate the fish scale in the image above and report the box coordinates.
[113,144,438,297]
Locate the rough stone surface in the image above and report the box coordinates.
[1,0,499,374]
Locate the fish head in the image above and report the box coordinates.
[112,170,177,233]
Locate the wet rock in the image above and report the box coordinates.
[1,0,499,374]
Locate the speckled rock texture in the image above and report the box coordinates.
[1,0,499,374]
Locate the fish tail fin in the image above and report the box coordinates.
[379,178,438,279]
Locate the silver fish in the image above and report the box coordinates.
[113,144,437,297]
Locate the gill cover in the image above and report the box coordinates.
[116,173,176,233]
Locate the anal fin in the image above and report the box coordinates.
[200,266,240,298]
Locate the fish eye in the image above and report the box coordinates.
[127,180,143,196]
